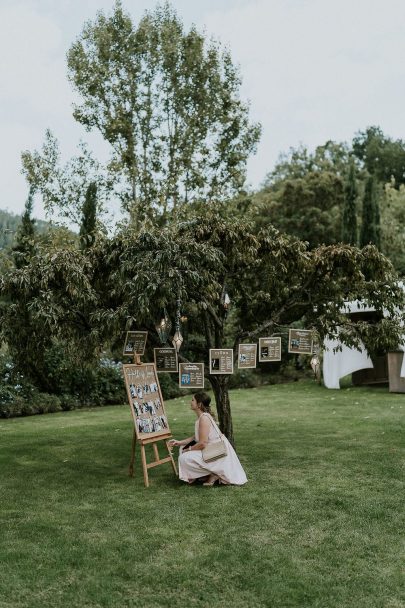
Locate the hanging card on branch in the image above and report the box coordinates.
[154,347,179,373]
[179,363,205,389]
[238,344,257,369]
[259,337,281,362]
[288,329,313,354]
[209,349,234,374]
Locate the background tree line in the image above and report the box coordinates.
[1,2,404,441]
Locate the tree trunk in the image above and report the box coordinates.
[209,375,234,446]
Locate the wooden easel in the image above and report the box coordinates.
[129,430,177,487]
[124,352,178,487]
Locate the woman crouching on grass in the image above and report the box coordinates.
[168,392,247,487]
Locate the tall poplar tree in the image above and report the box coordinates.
[360,176,381,248]
[79,182,98,250]
[342,161,358,245]
[13,185,36,267]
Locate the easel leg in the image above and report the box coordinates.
[153,443,160,462]
[140,443,149,488]
[166,440,178,476]
[129,429,136,477]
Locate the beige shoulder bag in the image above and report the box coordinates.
[202,415,228,463]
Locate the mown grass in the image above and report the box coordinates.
[0,381,404,608]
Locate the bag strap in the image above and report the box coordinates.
[201,413,222,440]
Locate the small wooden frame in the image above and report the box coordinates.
[209,349,234,374]
[288,329,313,355]
[154,347,179,373]
[259,337,281,362]
[123,331,148,357]
[123,362,177,486]
[238,343,257,369]
[179,362,205,389]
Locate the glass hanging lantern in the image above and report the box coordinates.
[172,330,184,352]
[155,309,172,344]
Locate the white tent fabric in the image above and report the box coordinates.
[323,338,374,389]
[399,344,405,377]
[322,285,405,389]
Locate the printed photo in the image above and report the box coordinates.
[211,358,220,370]
[181,373,191,385]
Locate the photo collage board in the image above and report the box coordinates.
[123,363,170,440]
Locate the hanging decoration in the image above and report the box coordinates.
[172,297,183,352]
[221,285,231,318]
[155,309,172,344]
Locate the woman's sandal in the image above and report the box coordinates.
[203,475,220,487]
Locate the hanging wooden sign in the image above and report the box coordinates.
[179,363,205,389]
[123,331,148,356]
[154,347,178,373]
[288,329,313,354]
[209,349,234,374]
[238,344,257,369]
[123,363,177,487]
[259,337,281,362]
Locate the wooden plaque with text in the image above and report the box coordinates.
[123,331,148,356]
[259,337,281,362]
[209,349,234,374]
[238,344,257,369]
[288,329,313,355]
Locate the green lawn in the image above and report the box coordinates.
[0,381,404,608]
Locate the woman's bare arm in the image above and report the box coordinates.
[183,416,210,452]
[169,435,194,447]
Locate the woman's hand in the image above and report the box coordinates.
[168,439,180,447]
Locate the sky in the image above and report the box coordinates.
[2,0,405,220]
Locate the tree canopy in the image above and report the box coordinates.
[66,1,261,225]
[3,209,402,439]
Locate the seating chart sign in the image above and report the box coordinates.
[209,349,234,374]
[288,329,313,354]
[179,363,205,389]
[123,363,170,440]
[259,337,281,362]
[123,331,148,356]
[238,344,257,369]
[154,348,178,373]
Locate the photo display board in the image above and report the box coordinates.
[179,363,205,389]
[154,347,178,373]
[288,329,313,354]
[238,344,257,369]
[209,349,234,374]
[123,331,148,356]
[259,337,281,362]
[123,363,170,440]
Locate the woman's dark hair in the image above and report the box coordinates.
[194,392,214,415]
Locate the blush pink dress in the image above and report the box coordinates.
[178,413,247,485]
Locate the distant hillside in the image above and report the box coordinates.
[0,209,51,249]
